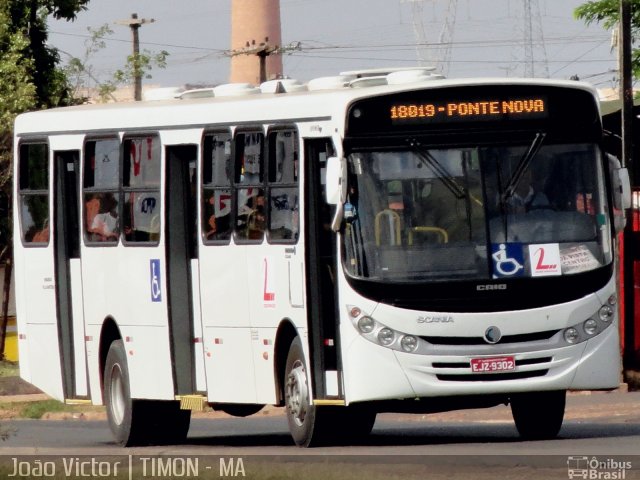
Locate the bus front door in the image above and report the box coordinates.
[53,149,89,400]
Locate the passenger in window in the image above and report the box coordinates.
[247,193,266,239]
[237,188,265,240]
[31,221,50,243]
[86,193,119,241]
[204,192,231,241]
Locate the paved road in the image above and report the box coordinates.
[0,392,638,479]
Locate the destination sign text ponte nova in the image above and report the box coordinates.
[389,97,547,124]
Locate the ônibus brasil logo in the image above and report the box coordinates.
[567,456,632,479]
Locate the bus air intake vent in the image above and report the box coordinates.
[436,370,548,382]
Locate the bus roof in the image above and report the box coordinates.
[14,75,598,137]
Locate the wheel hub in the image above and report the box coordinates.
[286,360,309,426]
[109,364,126,425]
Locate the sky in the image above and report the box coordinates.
[47,0,619,93]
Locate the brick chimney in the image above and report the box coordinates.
[230,0,283,84]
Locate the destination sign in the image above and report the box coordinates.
[389,97,547,124]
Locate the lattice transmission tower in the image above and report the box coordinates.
[517,0,549,77]
[402,0,458,76]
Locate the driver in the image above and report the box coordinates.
[503,169,549,213]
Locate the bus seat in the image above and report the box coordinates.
[408,226,449,245]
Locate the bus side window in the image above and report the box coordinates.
[122,136,161,244]
[234,131,265,242]
[202,132,233,243]
[19,143,50,245]
[267,129,299,243]
[83,138,120,244]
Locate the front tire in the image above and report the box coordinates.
[285,337,320,447]
[284,337,376,447]
[510,390,566,440]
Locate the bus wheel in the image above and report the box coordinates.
[285,337,332,447]
[104,340,144,446]
[510,390,566,440]
[285,337,314,446]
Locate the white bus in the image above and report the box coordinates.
[13,69,630,447]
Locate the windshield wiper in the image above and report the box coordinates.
[500,131,546,205]
[413,148,466,200]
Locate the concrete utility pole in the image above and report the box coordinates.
[228,39,300,84]
[116,13,155,101]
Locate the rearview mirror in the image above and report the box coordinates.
[325,156,347,205]
[616,167,632,210]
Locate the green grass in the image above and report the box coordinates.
[0,360,18,377]
[19,400,77,419]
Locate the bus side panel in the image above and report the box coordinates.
[199,245,258,403]
[84,322,103,405]
[18,250,65,400]
[81,248,175,400]
[14,264,31,384]
[119,249,174,400]
[121,325,175,400]
[204,326,256,402]
[246,247,305,404]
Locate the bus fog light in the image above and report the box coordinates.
[377,328,395,346]
[598,305,614,323]
[608,295,616,306]
[357,316,375,334]
[349,306,362,318]
[400,335,418,352]
[564,327,580,344]
[583,319,598,335]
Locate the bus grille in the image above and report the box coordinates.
[421,330,559,346]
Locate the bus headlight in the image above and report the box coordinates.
[598,305,614,323]
[378,328,395,346]
[357,316,376,334]
[400,335,419,352]
[583,318,598,336]
[563,327,580,344]
[346,305,424,354]
[561,302,616,346]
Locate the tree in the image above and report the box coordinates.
[64,24,169,103]
[0,0,90,363]
[575,0,640,78]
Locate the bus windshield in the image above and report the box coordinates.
[342,142,611,282]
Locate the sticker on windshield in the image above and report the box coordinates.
[560,244,601,274]
[491,243,525,278]
[529,243,562,277]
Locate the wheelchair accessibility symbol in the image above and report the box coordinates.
[150,259,162,302]
[491,243,524,278]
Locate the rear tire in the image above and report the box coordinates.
[104,340,191,446]
[510,390,566,440]
[104,340,141,446]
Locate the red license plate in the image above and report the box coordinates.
[470,356,516,373]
